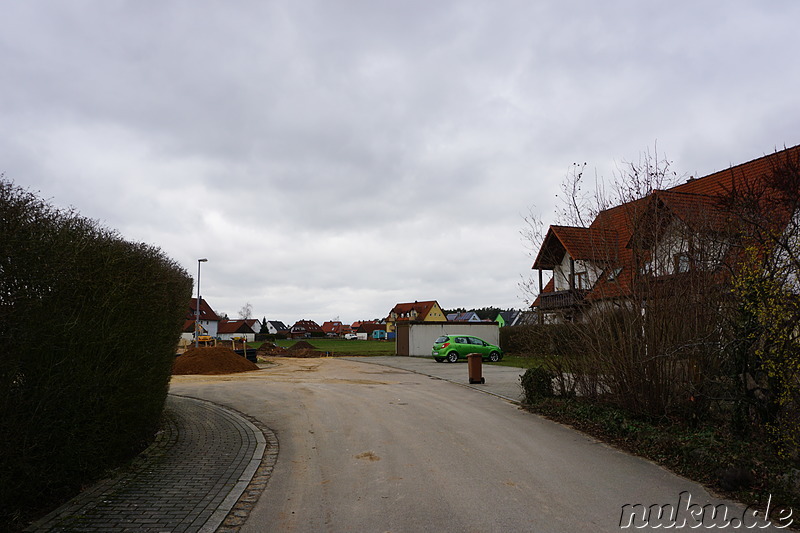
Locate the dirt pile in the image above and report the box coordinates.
[287,340,316,351]
[172,346,259,375]
[257,342,288,356]
[257,340,326,358]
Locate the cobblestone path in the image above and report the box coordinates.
[26,395,268,533]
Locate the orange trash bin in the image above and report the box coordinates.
[467,353,485,384]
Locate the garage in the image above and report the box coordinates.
[395,321,500,357]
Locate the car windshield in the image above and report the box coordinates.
[434,336,449,344]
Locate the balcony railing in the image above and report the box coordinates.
[538,289,590,310]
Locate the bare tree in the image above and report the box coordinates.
[238,302,253,320]
[522,146,724,418]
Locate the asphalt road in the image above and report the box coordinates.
[169,357,780,532]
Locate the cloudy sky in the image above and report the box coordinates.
[2,1,799,325]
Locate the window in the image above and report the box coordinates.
[607,267,623,282]
[674,253,690,274]
[469,337,486,346]
[574,271,588,290]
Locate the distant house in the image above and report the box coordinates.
[350,320,377,331]
[446,311,481,322]
[356,322,386,340]
[264,321,290,336]
[217,319,257,341]
[321,321,349,337]
[182,298,221,341]
[289,319,324,339]
[238,319,262,334]
[495,311,522,327]
[386,300,446,333]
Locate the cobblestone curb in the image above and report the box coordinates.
[214,414,278,533]
[25,395,277,533]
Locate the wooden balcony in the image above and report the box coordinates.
[538,289,590,310]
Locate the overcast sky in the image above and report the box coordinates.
[3,1,799,325]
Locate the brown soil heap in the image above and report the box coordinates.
[172,346,259,375]
[287,340,316,351]
[256,343,288,357]
[257,340,326,358]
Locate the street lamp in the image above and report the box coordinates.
[195,258,208,348]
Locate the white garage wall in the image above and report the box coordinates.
[403,323,500,357]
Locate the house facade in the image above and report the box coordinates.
[289,319,324,339]
[264,320,289,336]
[321,321,350,337]
[385,300,446,333]
[183,298,221,340]
[532,146,800,323]
[217,319,257,341]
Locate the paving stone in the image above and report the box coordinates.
[25,395,277,533]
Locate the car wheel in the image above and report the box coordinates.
[489,351,500,362]
[446,352,459,363]
[434,357,444,363]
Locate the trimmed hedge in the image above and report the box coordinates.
[0,180,192,528]
[500,323,585,356]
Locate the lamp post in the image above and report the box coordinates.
[195,258,208,348]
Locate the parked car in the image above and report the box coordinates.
[431,335,502,363]
[344,333,358,340]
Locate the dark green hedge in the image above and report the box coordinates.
[500,323,585,356]
[0,180,192,528]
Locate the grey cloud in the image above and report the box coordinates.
[3,1,800,323]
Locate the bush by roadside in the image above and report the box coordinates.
[0,180,192,530]
[519,368,800,518]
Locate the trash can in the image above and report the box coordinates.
[467,353,485,384]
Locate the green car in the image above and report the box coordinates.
[431,334,503,363]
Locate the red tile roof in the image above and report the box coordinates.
[290,320,323,332]
[217,320,255,334]
[357,323,386,334]
[389,300,440,321]
[321,321,348,334]
[187,298,220,322]
[534,145,800,305]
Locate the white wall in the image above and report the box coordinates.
[199,319,218,337]
[553,254,602,291]
[404,323,500,357]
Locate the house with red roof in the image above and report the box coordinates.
[321,320,349,337]
[532,145,800,323]
[217,319,260,341]
[289,319,324,339]
[385,300,446,333]
[182,298,221,340]
[356,322,386,339]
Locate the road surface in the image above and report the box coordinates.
[169,357,780,532]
